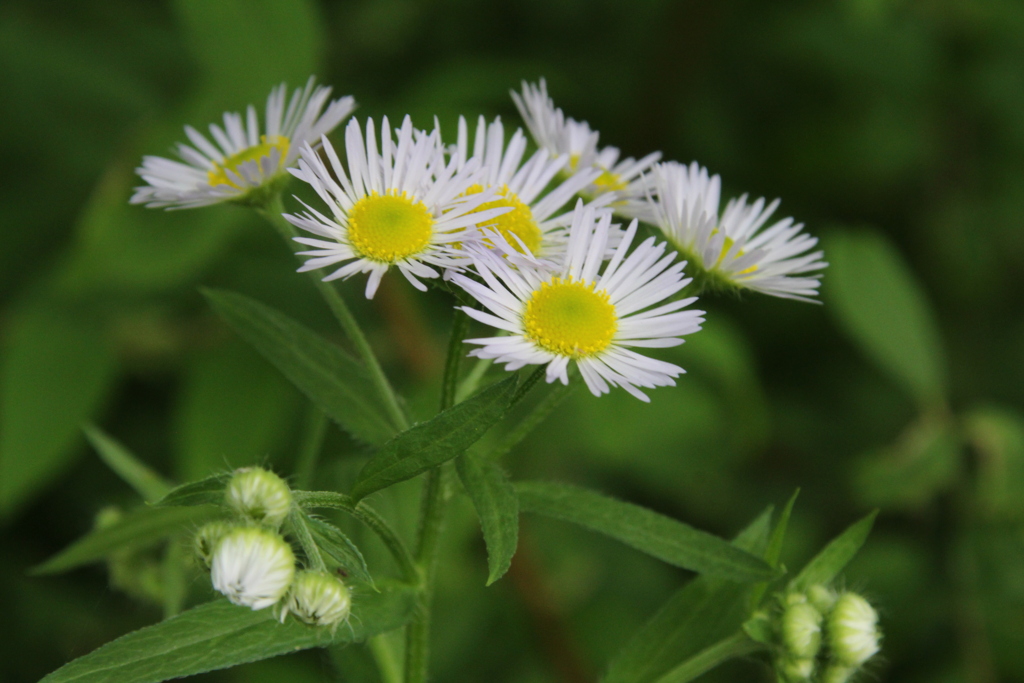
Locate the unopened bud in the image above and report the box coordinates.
[194,521,233,567]
[807,584,837,613]
[225,467,292,528]
[782,600,823,659]
[827,592,881,667]
[779,657,815,683]
[280,570,352,627]
[211,527,295,610]
[820,664,857,683]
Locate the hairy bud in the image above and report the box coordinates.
[827,592,881,667]
[210,527,295,610]
[225,467,292,528]
[280,570,352,627]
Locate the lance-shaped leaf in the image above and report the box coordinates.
[456,452,519,585]
[518,481,775,582]
[84,424,172,503]
[789,510,878,592]
[350,376,518,501]
[154,473,230,507]
[202,288,397,446]
[39,584,416,683]
[32,506,217,575]
[603,508,774,683]
[304,513,374,586]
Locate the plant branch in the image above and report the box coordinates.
[255,194,408,431]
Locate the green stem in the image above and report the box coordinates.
[255,194,408,431]
[652,632,764,683]
[293,491,418,584]
[289,508,327,572]
[455,355,493,403]
[369,635,404,683]
[405,310,471,683]
[294,406,327,490]
[487,379,576,462]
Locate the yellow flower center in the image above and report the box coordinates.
[208,135,290,188]
[713,233,758,275]
[347,192,434,263]
[592,169,627,192]
[464,184,543,255]
[523,278,618,358]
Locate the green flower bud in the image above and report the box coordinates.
[807,584,837,614]
[819,663,857,683]
[281,570,352,628]
[211,527,295,610]
[782,601,823,660]
[779,656,815,683]
[194,521,233,567]
[827,592,880,667]
[225,467,292,528]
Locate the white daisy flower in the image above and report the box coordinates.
[636,161,827,302]
[449,201,704,402]
[132,78,355,209]
[451,115,608,261]
[284,116,512,298]
[511,79,661,201]
[211,527,296,610]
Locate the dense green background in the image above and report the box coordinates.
[2,0,1023,681]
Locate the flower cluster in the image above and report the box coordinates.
[773,585,882,683]
[133,77,828,402]
[194,467,351,628]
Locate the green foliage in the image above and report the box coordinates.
[84,425,171,503]
[203,288,398,446]
[350,375,519,501]
[456,452,519,585]
[518,481,776,582]
[0,306,119,517]
[602,508,774,683]
[302,512,374,586]
[32,506,216,576]
[39,587,415,683]
[969,407,1024,518]
[156,474,231,508]
[789,511,878,593]
[825,228,948,407]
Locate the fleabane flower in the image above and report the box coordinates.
[635,161,827,302]
[449,202,704,402]
[511,79,660,202]
[132,78,354,209]
[210,527,295,610]
[284,116,511,298]
[451,115,608,261]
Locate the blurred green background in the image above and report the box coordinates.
[1,0,1023,681]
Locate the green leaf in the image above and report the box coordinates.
[0,305,118,517]
[968,407,1024,518]
[83,425,171,503]
[350,376,518,501]
[174,341,298,481]
[155,474,230,507]
[303,513,374,586]
[765,490,799,569]
[32,506,216,575]
[202,289,397,446]
[456,452,519,585]
[602,508,774,683]
[518,481,775,582]
[789,511,878,593]
[852,418,960,511]
[825,228,947,406]
[649,632,763,683]
[39,585,415,683]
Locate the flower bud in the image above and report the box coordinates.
[782,600,823,660]
[225,467,292,528]
[280,570,352,627]
[194,521,233,567]
[827,592,881,667]
[807,584,837,613]
[778,657,815,683]
[211,527,295,610]
[819,664,857,683]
